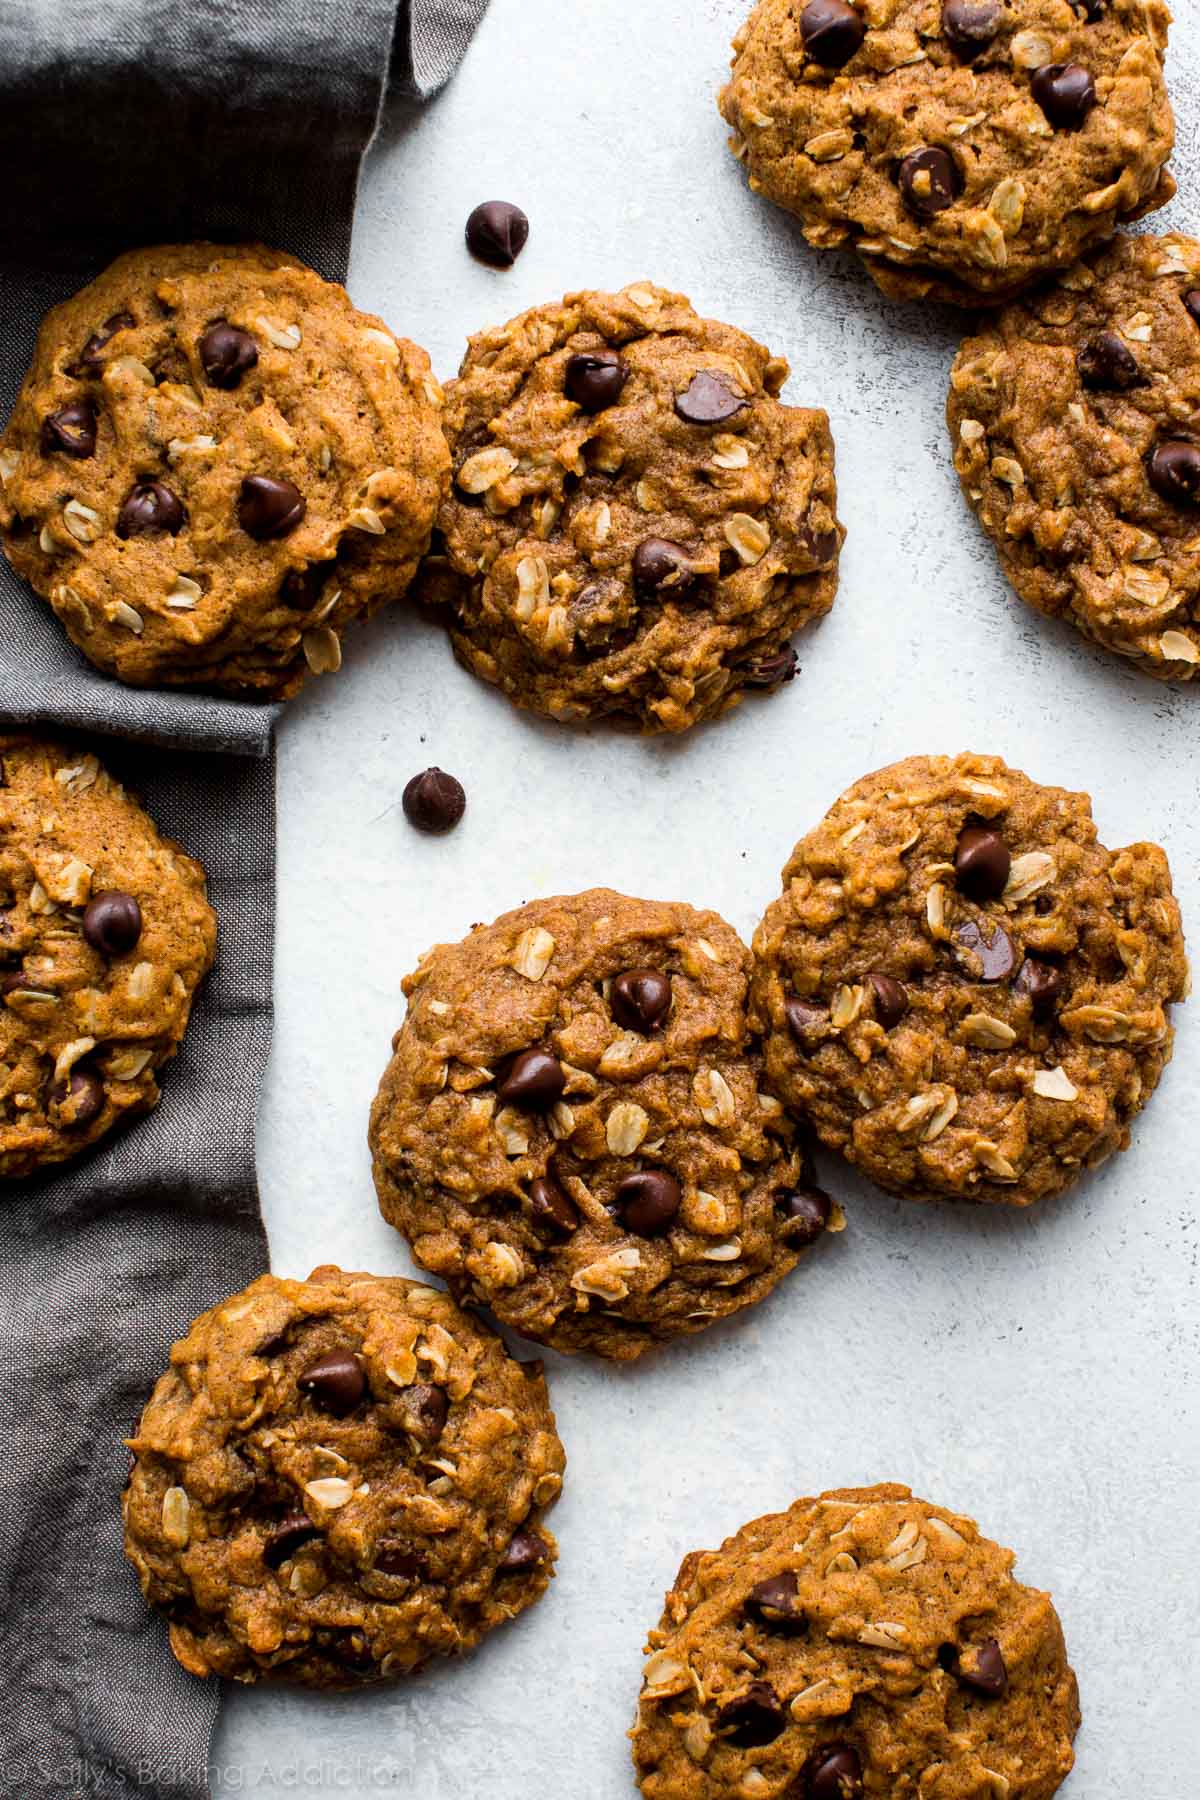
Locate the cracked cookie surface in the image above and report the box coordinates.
[949,230,1200,676]
[0,243,448,697]
[417,284,841,732]
[0,734,215,1179]
[123,1265,565,1687]
[719,0,1174,306]
[632,1483,1079,1800]
[750,753,1186,1206]
[369,889,839,1360]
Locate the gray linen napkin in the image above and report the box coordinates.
[0,1,488,1793]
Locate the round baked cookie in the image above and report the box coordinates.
[123,1265,565,1687]
[719,0,1175,307]
[950,231,1200,677]
[0,243,448,697]
[0,734,215,1179]
[632,1483,1080,1800]
[750,753,1186,1206]
[417,284,842,733]
[369,889,841,1360]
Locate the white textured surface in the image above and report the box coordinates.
[215,2,1200,1790]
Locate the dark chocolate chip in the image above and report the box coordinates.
[777,1184,832,1245]
[611,967,672,1033]
[280,562,333,610]
[1013,956,1065,1017]
[49,1065,104,1128]
[674,370,748,426]
[1184,290,1200,330]
[1077,332,1145,392]
[899,147,962,218]
[1147,439,1200,507]
[402,767,466,834]
[264,1513,320,1569]
[237,474,306,540]
[800,524,841,568]
[785,996,829,1046]
[71,311,134,375]
[116,480,185,538]
[298,1350,366,1415]
[564,351,629,413]
[497,1047,565,1111]
[396,1382,449,1443]
[942,0,1000,58]
[867,972,908,1029]
[804,1743,864,1800]
[199,321,259,390]
[954,824,1011,902]
[465,201,529,268]
[716,1681,786,1748]
[374,1542,424,1578]
[1,971,55,1002]
[40,400,98,460]
[799,0,866,68]
[615,1169,682,1236]
[745,1570,804,1629]
[1031,62,1096,129]
[954,917,1017,982]
[632,537,697,599]
[82,890,142,957]
[741,647,798,689]
[528,1173,580,1235]
[954,1637,1009,1698]
[498,1528,549,1572]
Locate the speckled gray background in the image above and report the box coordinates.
[214,1,1200,1790]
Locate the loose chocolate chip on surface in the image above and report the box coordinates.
[237,474,306,539]
[397,1383,449,1442]
[1013,956,1065,1015]
[716,1681,786,1748]
[1031,62,1097,129]
[942,0,1000,58]
[804,1743,864,1800]
[497,1048,565,1110]
[785,996,829,1045]
[565,351,628,413]
[199,321,259,389]
[611,967,672,1033]
[1077,332,1145,392]
[298,1351,366,1415]
[71,311,134,375]
[402,767,466,834]
[777,1184,832,1244]
[800,0,866,68]
[954,917,1016,982]
[264,1514,320,1569]
[82,890,142,957]
[40,400,98,459]
[674,370,748,426]
[954,824,1011,902]
[899,147,962,218]
[955,1637,1009,1697]
[465,201,529,268]
[746,1570,804,1629]
[741,647,798,689]
[867,972,908,1028]
[50,1066,104,1128]
[499,1528,549,1572]
[116,480,185,538]
[632,537,697,599]
[615,1169,682,1236]
[1148,440,1200,506]
[528,1174,580,1234]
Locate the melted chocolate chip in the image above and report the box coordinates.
[785,996,829,1047]
[632,537,697,599]
[674,370,747,426]
[49,1066,104,1128]
[1077,332,1145,392]
[528,1173,580,1234]
[777,1184,832,1245]
[402,768,466,834]
[800,524,840,567]
[280,562,333,610]
[465,201,529,268]
[716,1681,786,1748]
[953,1637,1009,1697]
[804,1743,864,1800]
[497,1047,566,1110]
[954,917,1017,982]
[867,972,908,1028]
[71,311,134,375]
[1184,290,1200,330]
[1013,956,1065,1016]
[116,480,185,538]
[954,824,1011,902]
[396,1383,449,1443]
[741,647,798,689]
[565,351,629,413]
[1148,440,1200,507]
[237,474,306,539]
[942,0,1000,58]
[899,147,962,218]
[82,890,142,957]
[374,1542,424,1578]
[1031,62,1097,130]
[1,971,55,1002]
[498,1528,549,1572]
[264,1513,320,1569]
[799,0,866,68]
[745,1570,804,1629]
[298,1351,365,1415]
[199,321,259,390]
[615,1169,681,1236]
[40,400,98,460]
[611,967,672,1033]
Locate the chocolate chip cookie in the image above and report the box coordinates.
[0,734,216,1179]
[123,1265,565,1687]
[369,889,840,1360]
[750,753,1186,1206]
[719,0,1175,306]
[632,1483,1080,1800]
[417,284,841,732]
[0,243,448,697]
[949,231,1200,676]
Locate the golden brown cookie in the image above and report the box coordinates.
[0,243,448,697]
[632,1483,1080,1800]
[417,284,842,732]
[0,734,215,1179]
[369,890,840,1360]
[949,230,1200,676]
[123,1265,565,1688]
[719,0,1175,307]
[750,753,1187,1206]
